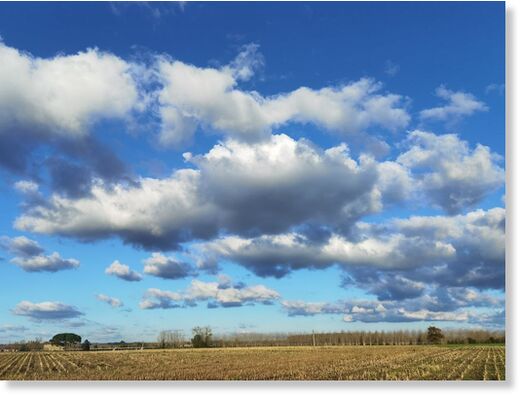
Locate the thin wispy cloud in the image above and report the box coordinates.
[96,294,124,308]
[384,60,400,76]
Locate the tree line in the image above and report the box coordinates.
[156,326,504,348]
[0,327,505,352]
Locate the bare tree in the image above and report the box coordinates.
[158,330,186,348]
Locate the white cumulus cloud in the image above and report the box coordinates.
[419,85,488,122]
[398,130,504,213]
[155,45,410,146]
[143,252,197,279]
[140,276,280,309]
[105,260,143,282]
[0,41,139,137]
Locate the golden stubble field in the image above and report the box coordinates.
[0,345,505,381]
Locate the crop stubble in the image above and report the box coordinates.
[0,345,505,381]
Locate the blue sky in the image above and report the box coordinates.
[0,2,505,343]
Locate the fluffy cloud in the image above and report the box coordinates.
[190,134,380,235]
[143,252,197,279]
[197,206,504,295]
[140,277,280,309]
[139,288,183,309]
[0,38,504,330]
[96,294,123,308]
[398,131,504,213]
[419,85,488,122]
[15,134,384,249]
[393,207,505,289]
[12,131,504,297]
[12,133,504,286]
[13,180,40,195]
[0,42,409,154]
[0,235,44,257]
[197,230,455,278]
[351,274,426,301]
[12,301,83,321]
[1,235,79,272]
[375,160,415,204]
[16,169,219,250]
[156,46,410,146]
[198,234,327,278]
[282,291,502,325]
[105,260,143,282]
[43,139,134,199]
[0,42,138,137]
[10,252,79,273]
[15,131,502,251]
[224,43,265,81]
[0,42,139,174]
[0,42,138,201]
[322,233,455,269]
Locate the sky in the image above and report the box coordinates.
[0,1,505,343]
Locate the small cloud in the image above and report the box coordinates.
[224,43,265,81]
[96,294,123,308]
[0,235,44,257]
[12,301,83,321]
[1,236,79,272]
[143,252,197,280]
[140,276,280,310]
[384,60,400,76]
[14,180,39,195]
[419,85,488,123]
[105,260,142,282]
[139,288,183,310]
[343,314,353,322]
[485,83,505,95]
[11,252,79,273]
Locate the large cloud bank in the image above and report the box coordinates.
[0,41,504,328]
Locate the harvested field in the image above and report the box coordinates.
[0,345,505,381]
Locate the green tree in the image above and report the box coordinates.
[191,326,212,348]
[81,339,91,351]
[426,326,444,344]
[50,333,82,346]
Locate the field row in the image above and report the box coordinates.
[0,345,506,381]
